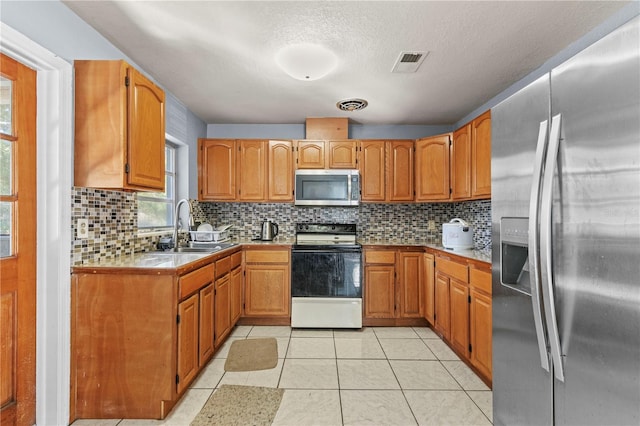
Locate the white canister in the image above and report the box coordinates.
[442,218,474,250]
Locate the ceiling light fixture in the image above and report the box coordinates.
[336,98,368,112]
[275,43,338,81]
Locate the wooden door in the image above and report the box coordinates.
[198,284,214,366]
[268,140,293,201]
[127,66,165,191]
[198,139,236,200]
[328,140,358,168]
[387,140,414,201]
[415,134,451,201]
[214,275,231,347]
[451,124,471,200]
[434,272,451,340]
[423,253,435,325]
[449,278,470,357]
[0,53,37,426]
[397,252,423,318]
[244,264,290,317]
[470,289,492,379]
[471,110,491,198]
[364,265,395,318]
[359,140,386,201]
[230,266,242,325]
[238,139,267,201]
[177,294,199,394]
[296,140,324,169]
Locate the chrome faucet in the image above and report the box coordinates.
[173,199,194,249]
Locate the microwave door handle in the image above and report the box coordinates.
[540,113,565,382]
[529,120,551,373]
[347,175,352,201]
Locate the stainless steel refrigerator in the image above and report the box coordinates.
[491,15,639,426]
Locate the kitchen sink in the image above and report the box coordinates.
[155,242,237,254]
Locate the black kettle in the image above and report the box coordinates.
[260,220,279,241]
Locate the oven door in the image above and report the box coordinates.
[291,248,362,298]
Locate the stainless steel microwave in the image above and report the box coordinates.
[294,169,360,206]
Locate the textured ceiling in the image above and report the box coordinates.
[62,1,629,125]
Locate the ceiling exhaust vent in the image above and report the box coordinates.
[391,51,429,73]
[336,98,368,112]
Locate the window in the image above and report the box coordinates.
[138,143,176,229]
[1,76,14,257]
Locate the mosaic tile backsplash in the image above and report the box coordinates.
[71,187,491,264]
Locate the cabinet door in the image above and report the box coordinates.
[470,289,492,380]
[177,294,199,394]
[328,140,358,168]
[387,140,414,201]
[198,284,214,366]
[238,140,267,201]
[268,140,294,201]
[230,266,243,326]
[451,124,471,200]
[244,264,290,317]
[214,275,231,347]
[199,139,236,200]
[415,134,451,201]
[471,110,491,198]
[127,66,166,191]
[364,265,395,318]
[398,252,423,318]
[359,140,386,202]
[449,278,470,357]
[296,140,325,169]
[423,253,435,325]
[434,272,451,340]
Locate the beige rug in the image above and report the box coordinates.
[191,385,284,426]
[224,338,278,372]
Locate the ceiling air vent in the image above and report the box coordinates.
[391,51,429,73]
[336,98,368,112]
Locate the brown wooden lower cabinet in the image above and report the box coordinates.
[449,278,470,357]
[363,247,425,326]
[70,248,243,421]
[243,247,291,320]
[434,271,451,340]
[431,252,493,385]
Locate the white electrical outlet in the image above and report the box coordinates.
[427,220,436,231]
[77,218,89,239]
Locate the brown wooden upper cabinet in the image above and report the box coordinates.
[451,124,472,200]
[198,139,293,202]
[295,140,358,169]
[74,60,166,191]
[199,139,237,201]
[415,134,452,201]
[452,110,491,200]
[359,140,414,202]
[471,110,492,198]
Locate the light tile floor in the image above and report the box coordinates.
[72,325,493,426]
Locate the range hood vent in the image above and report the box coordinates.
[392,51,429,73]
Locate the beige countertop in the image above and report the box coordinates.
[359,240,491,264]
[72,238,490,271]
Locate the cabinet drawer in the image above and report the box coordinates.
[470,267,492,294]
[436,257,468,283]
[245,250,289,264]
[231,251,242,269]
[365,250,395,264]
[180,264,214,300]
[215,256,231,278]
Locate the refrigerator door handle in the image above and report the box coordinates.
[529,120,551,372]
[540,113,565,382]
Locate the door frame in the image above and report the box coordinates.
[0,23,73,425]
